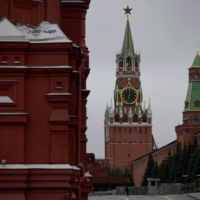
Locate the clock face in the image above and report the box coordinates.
[120,87,138,105]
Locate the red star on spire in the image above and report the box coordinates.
[124,6,132,15]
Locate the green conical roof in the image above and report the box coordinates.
[121,18,134,58]
[184,82,200,111]
[191,51,200,68]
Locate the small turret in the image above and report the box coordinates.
[143,101,146,112]
[119,102,123,117]
[128,107,133,117]
[147,99,152,124]
[147,99,152,117]
[104,102,109,120]
[109,99,114,117]
[138,104,141,118]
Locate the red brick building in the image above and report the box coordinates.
[104,9,155,171]
[0,0,91,199]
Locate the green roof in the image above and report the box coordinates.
[191,51,200,68]
[116,17,140,61]
[122,18,134,57]
[184,81,200,111]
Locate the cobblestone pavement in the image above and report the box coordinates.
[89,194,195,200]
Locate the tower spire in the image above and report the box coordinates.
[122,6,134,57]
[191,50,200,68]
[147,98,152,117]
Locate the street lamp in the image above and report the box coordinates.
[196,175,200,192]
[182,174,200,192]
[182,175,188,192]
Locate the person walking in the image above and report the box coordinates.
[125,186,129,196]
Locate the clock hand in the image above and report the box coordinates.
[128,91,131,100]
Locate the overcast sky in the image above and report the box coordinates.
[85,0,200,158]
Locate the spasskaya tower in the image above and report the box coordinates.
[104,6,155,170]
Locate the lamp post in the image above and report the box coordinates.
[182,175,188,192]
[196,174,200,192]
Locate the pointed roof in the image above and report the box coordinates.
[191,51,200,68]
[109,99,114,116]
[121,18,134,58]
[147,99,152,116]
[104,102,109,120]
[0,17,24,38]
[184,82,200,111]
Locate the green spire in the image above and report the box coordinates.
[191,51,200,68]
[184,82,200,111]
[121,17,134,58]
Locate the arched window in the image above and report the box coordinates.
[119,57,123,68]
[133,113,138,122]
[126,57,132,67]
[195,71,199,78]
[115,113,120,122]
[142,113,147,122]
[135,58,138,68]
[193,116,199,124]
[123,113,128,122]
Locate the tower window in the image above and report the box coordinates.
[193,116,199,124]
[126,57,132,67]
[133,114,138,122]
[135,58,138,68]
[142,113,147,123]
[119,57,123,68]
[123,113,128,122]
[195,71,199,78]
[115,113,120,122]
[194,100,200,107]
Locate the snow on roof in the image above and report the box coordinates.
[0,96,13,103]
[0,18,24,38]
[0,17,72,44]
[85,171,92,177]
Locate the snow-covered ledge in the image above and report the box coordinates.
[0,96,13,103]
[0,164,80,170]
[85,171,92,177]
